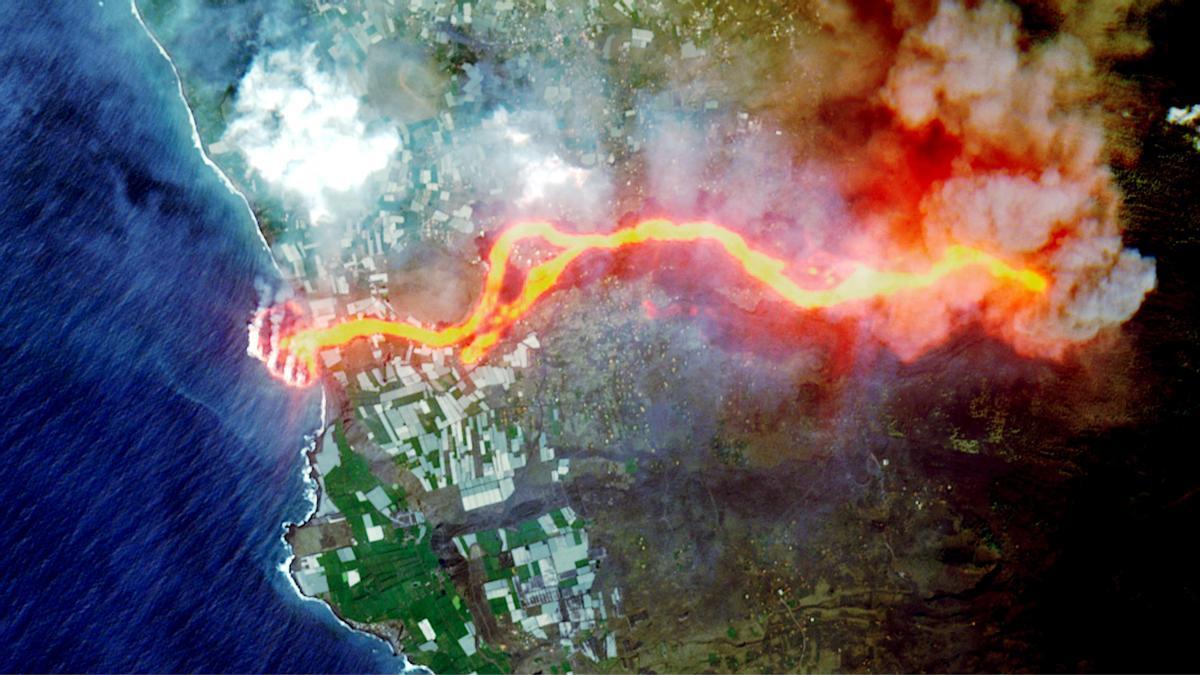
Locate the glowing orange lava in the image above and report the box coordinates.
[253,219,1048,387]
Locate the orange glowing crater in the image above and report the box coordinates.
[250,219,1049,387]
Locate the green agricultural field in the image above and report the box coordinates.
[319,423,510,673]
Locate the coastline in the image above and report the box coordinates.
[278,389,414,663]
[274,395,417,668]
[127,0,280,277]
[128,1,414,669]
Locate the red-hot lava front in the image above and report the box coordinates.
[249,218,1049,387]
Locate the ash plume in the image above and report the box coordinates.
[640,0,1157,360]
[216,0,1159,366]
[883,0,1156,356]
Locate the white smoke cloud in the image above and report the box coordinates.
[449,107,613,227]
[221,44,400,223]
[517,154,592,206]
[1167,104,1200,151]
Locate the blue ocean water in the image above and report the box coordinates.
[0,3,403,671]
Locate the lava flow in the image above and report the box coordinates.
[250,218,1049,387]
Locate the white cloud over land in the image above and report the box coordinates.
[221,44,399,223]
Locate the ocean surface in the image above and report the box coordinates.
[0,3,403,671]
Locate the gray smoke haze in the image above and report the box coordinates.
[635,0,1158,359]
[445,106,616,228]
[214,0,1157,361]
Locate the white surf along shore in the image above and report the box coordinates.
[128,2,418,669]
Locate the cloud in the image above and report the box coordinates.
[220,44,400,224]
